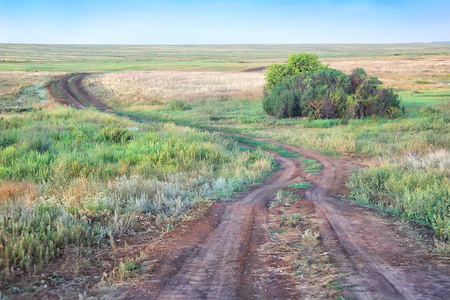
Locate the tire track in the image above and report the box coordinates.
[58,74,87,109]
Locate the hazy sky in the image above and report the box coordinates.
[0,0,448,44]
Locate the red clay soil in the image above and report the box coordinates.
[56,74,87,109]
[50,73,113,112]
[54,74,450,299]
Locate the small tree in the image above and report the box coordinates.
[264,53,325,92]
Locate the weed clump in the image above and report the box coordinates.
[288,181,312,189]
[168,100,191,111]
[301,159,323,174]
[98,126,133,143]
[0,200,106,274]
[347,156,450,239]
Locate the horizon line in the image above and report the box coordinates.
[1,42,450,46]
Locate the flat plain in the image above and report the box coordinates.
[0,43,449,299]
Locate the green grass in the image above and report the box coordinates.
[301,159,323,174]
[400,92,450,109]
[232,136,302,158]
[0,60,261,73]
[101,86,449,241]
[288,181,312,189]
[347,163,450,239]
[0,106,274,276]
[113,89,449,158]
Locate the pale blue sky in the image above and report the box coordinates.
[0,0,448,44]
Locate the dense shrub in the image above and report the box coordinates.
[347,68,401,119]
[264,53,325,92]
[98,126,133,143]
[263,67,401,119]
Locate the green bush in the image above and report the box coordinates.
[263,67,401,120]
[347,68,401,119]
[264,53,325,92]
[98,126,133,143]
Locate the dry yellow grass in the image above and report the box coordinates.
[0,71,63,110]
[323,56,450,91]
[85,71,265,105]
[85,56,449,107]
[0,72,60,98]
[0,181,40,204]
[403,149,450,176]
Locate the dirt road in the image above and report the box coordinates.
[53,74,450,299]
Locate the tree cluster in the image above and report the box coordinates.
[263,55,401,120]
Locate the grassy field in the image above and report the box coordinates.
[0,44,449,290]
[103,93,449,238]
[84,52,450,240]
[1,43,450,72]
[0,103,273,279]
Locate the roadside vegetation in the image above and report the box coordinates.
[0,104,273,278]
[86,53,450,243]
[347,151,450,239]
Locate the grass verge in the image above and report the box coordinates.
[0,105,274,280]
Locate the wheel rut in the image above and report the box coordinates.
[51,74,450,299]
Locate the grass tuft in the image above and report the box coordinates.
[288,181,312,189]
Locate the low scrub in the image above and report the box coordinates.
[263,67,401,119]
[288,181,312,189]
[98,126,133,143]
[168,100,190,111]
[0,106,274,276]
[347,152,450,239]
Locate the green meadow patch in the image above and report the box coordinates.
[0,106,274,275]
[301,159,323,174]
[288,181,312,189]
